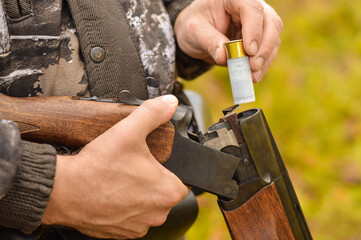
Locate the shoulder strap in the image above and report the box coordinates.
[66,0,148,99]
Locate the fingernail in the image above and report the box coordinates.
[254,57,263,71]
[160,94,178,106]
[214,46,221,64]
[254,70,263,82]
[250,41,258,55]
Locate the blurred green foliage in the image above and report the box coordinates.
[184,0,361,239]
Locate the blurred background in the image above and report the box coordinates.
[183,0,361,239]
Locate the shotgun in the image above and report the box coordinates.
[0,92,312,239]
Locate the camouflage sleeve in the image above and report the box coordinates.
[0,140,56,234]
[164,0,212,80]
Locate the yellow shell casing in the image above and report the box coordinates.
[224,40,246,59]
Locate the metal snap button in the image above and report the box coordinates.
[90,47,105,63]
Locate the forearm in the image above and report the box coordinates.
[0,141,56,234]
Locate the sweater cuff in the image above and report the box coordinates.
[164,0,194,26]
[0,141,57,234]
[176,45,213,80]
[164,0,212,79]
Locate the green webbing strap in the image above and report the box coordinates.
[66,0,148,99]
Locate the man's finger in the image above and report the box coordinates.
[251,42,280,82]
[237,0,265,56]
[249,35,281,74]
[249,5,282,73]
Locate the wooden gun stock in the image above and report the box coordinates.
[0,93,174,164]
[221,183,295,240]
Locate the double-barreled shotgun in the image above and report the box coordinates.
[0,91,312,240]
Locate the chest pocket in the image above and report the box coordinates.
[2,0,33,21]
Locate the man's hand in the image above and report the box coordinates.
[42,95,189,239]
[174,0,283,82]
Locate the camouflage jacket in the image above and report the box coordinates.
[0,0,208,234]
[0,0,208,99]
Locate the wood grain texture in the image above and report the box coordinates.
[0,93,175,164]
[221,183,295,240]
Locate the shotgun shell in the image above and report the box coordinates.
[224,40,255,104]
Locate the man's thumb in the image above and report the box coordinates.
[121,95,178,138]
[194,21,229,65]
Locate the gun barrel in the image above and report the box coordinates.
[203,108,312,240]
